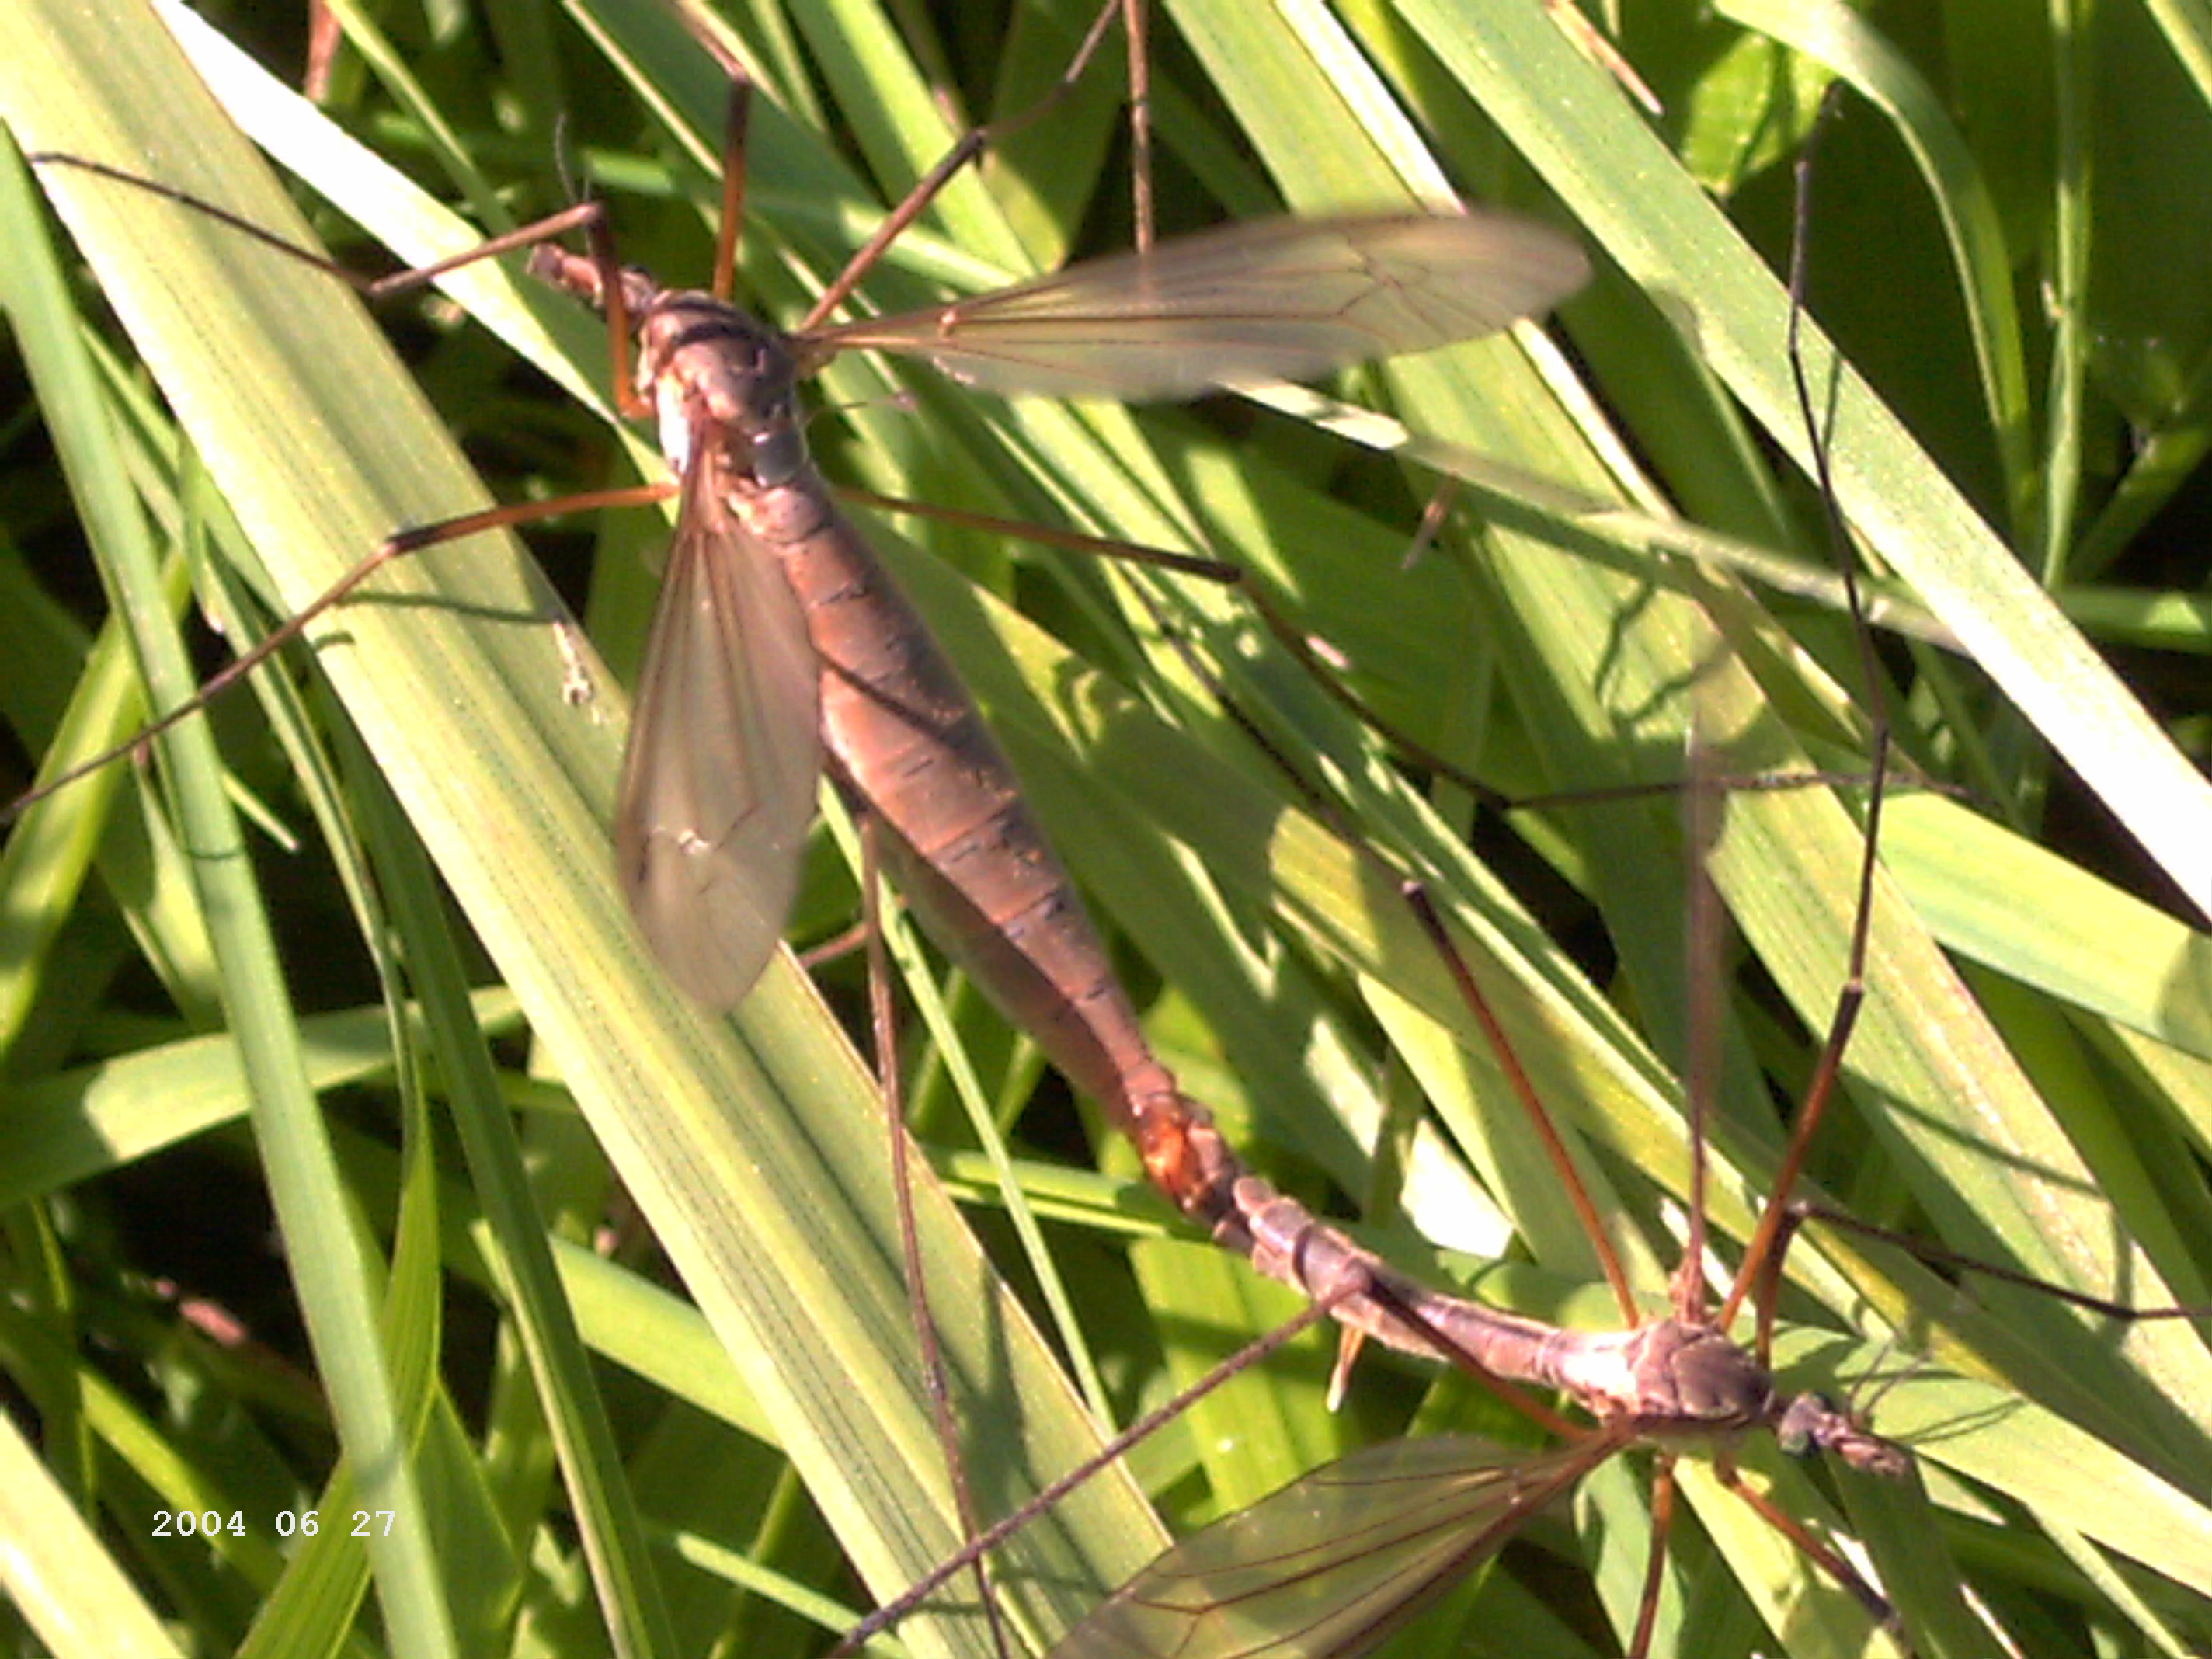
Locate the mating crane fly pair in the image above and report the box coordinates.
[29,136,1931,1659]
[470,169,2031,1654]
[549,182,1922,1659]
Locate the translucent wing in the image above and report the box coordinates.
[1053,1435,1608,1659]
[805,213,1588,402]
[616,448,822,1008]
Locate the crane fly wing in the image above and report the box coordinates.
[805,214,1588,402]
[616,448,822,1009]
[1052,1435,1606,1659]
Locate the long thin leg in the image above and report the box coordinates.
[1773,1200,2212,1324]
[835,489,1880,828]
[1626,1457,1679,1659]
[1121,0,1153,251]
[21,158,607,304]
[304,0,341,103]
[5,482,676,824]
[799,0,1143,332]
[1401,882,1638,1322]
[1540,2,1662,115]
[1717,89,1891,1346]
[1655,89,1926,1647]
[711,64,750,303]
[30,157,653,431]
[1713,1461,1899,1631]
[1669,725,1727,1326]
[834,1292,1355,1657]
[9,156,660,823]
[663,0,1150,325]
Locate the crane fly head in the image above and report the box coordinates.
[1775,1390,1911,1477]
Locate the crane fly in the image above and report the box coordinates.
[528,210,1588,1011]
[5,170,1586,1014]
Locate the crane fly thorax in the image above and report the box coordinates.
[1532,1319,1753,1432]
[635,291,806,485]
[522,247,809,487]
[1625,1320,1782,1432]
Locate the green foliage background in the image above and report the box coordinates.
[0,2,2208,1657]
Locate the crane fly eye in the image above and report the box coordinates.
[752,426,806,486]
[1774,1393,1838,1459]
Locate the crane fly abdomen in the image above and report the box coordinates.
[743,460,1191,1134]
